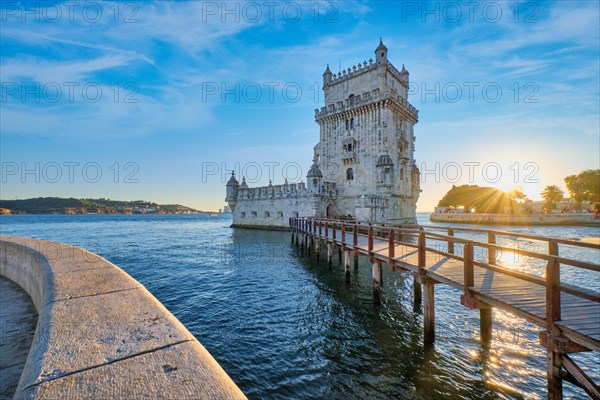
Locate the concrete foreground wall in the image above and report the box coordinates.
[0,236,246,400]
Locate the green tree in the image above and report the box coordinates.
[541,185,564,210]
[437,185,516,213]
[565,169,600,210]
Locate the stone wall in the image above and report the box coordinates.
[0,236,246,399]
[429,213,600,226]
[231,183,324,229]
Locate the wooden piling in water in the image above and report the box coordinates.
[315,239,321,261]
[353,223,359,269]
[372,260,382,305]
[423,279,435,344]
[480,306,492,344]
[344,248,351,282]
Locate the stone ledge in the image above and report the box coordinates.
[230,223,290,231]
[0,236,246,400]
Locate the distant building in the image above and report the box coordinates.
[226,40,421,229]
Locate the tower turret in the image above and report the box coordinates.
[323,64,333,88]
[225,171,240,211]
[375,38,388,64]
[306,157,323,194]
[400,64,409,83]
[376,153,394,186]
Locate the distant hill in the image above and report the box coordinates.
[437,185,517,214]
[0,197,205,215]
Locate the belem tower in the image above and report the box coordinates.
[226,40,420,229]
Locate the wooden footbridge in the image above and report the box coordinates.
[290,217,600,399]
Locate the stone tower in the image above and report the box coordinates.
[225,40,420,229]
[313,39,420,223]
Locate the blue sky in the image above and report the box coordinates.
[1,0,598,211]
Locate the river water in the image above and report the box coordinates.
[1,213,598,399]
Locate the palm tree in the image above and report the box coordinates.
[541,185,564,210]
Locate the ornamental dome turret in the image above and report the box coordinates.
[323,64,333,86]
[376,154,394,167]
[307,157,323,194]
[376,153,394,186]
[226,171,239,200]
[307,160,323,178]
[240,176,248,189]
[400,64,409,83]
[226,170,239,187]
[375,38,388,63]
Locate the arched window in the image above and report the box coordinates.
[349,94,355,106]
[346,168,354,180]
[350,118,355,129]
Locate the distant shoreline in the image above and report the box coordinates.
[0,197,212,215]
[0,211,222,216]
[430,212,600,227]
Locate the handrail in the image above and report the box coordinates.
[297,217,599,250]
[290,217,600,305]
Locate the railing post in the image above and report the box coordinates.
[464,241,474,293]
[332,222,336,241]
[545,250,562,400]
[353,223,359,269]
[447,229,454,255]
[547,240,560,322]
[388,228,395,259]
[546,257,561,324]
[341,224,346,246]
[488,232,496,264]
[319,221,322,236]
[368,224,374,261]
[325,222,328,238]
[418,228,425,268]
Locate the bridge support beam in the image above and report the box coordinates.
[480,306,492,344]
[372,260,382,305]
[344,248,351,282]
[315,240,321,261]
[413,275,422,307]
[547,347,563,400]
[423,279,435,344]
[327,243,333,269]
[461,296,493,344]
